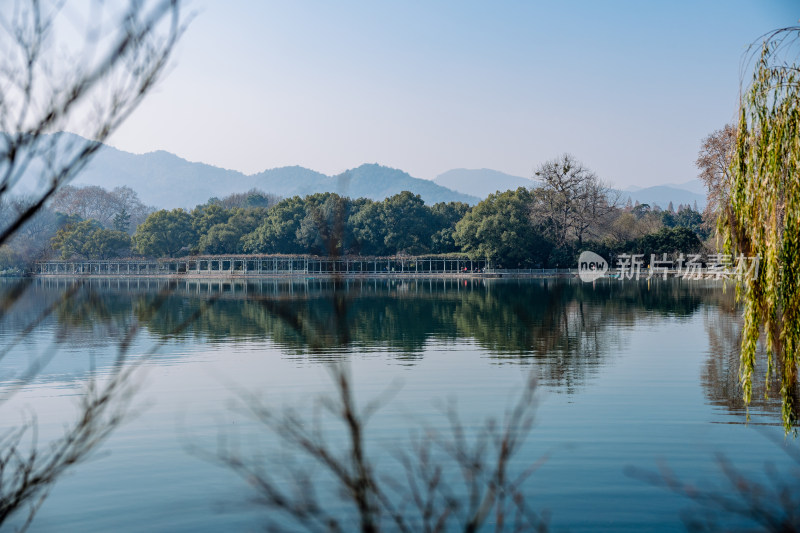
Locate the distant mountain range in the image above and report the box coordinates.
[13,133,478,208]
[433,168,539,198]
[433,169,707,210]
[620,180,707,210]
[249,163,480,206]
[11,133,707,210]
[64,146,479,207]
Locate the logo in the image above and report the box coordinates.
[578,251,608,282]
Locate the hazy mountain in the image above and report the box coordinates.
[435,167,707,210]
[14,133,705,210]
[668,178,706,195]
[434,168,537,198]
[251,166,333,198]
[621,185,707,210]
[13,133,476,208]
[5,132,251,207]
[72,145,252,208]
[338,164,478,205]
[252,163,478,205]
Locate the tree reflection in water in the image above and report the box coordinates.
[7,276,778,409]
[700,288,799,422]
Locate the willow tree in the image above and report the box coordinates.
[721,27,800,431]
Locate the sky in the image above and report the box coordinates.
[101,0,798,188]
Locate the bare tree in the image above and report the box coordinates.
[49,184,151,230]
[0,0,186,528]
[570,177,619,246]
[532,154,615,247]
[1,194,62,262]
[696,124,736,230]
[111,186,153,231]
[213,188,281,210]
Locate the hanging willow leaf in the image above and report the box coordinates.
[721,27,800,432]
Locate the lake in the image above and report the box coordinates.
[0,277,796,532]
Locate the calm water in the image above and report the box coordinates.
[0,277,796,532]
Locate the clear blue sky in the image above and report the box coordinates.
[106,0,798,188]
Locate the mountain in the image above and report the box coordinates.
[12,133,476,208]
[14,133,706,210]
[338,164,478,205]
[72,145,252,208]
[668,178,706,195]
[250,166,332,198]
[433,168,537,198]
[621,185,707,210]
[252,164,479,205]
[435,167,708,210]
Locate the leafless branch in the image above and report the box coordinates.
[626,435,800,532]
[212,366,548,532]
[0,2,188,526]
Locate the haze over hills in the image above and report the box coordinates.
[433,169,539,198]
[11,133,251,208]
[669,179,706,195]
[620,182,707,210]
[12,133,708,211]
[252,163,480,205]
[10,134,478,207]
[435,168,707,210]
[72,146,251,208]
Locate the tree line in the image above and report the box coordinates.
[1,155,712,270]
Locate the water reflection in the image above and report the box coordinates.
[3,277,796,532]
[4,276,794,419]
[700,292,799,420]
[16,278,714,341]
[2,277,754,396]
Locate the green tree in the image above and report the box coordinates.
[381,191,433,255]
[228,207,268,235]
[198,223,242,255]
[113,208,131,233]
[212,188,279,209]
[51,213,102,259]
[133,209,196,257]
[721,28,800,430]
[198,207,267,254]
[632,227,703,259]
[661,206,706,239]
[85,228,132,259]
[192,204,231,237]
[52,219,131,259]
[349,199,388,256]
[296,193,352,255]
[454,188,551,268]
[430,201,470,254]
[242,196,307,254]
